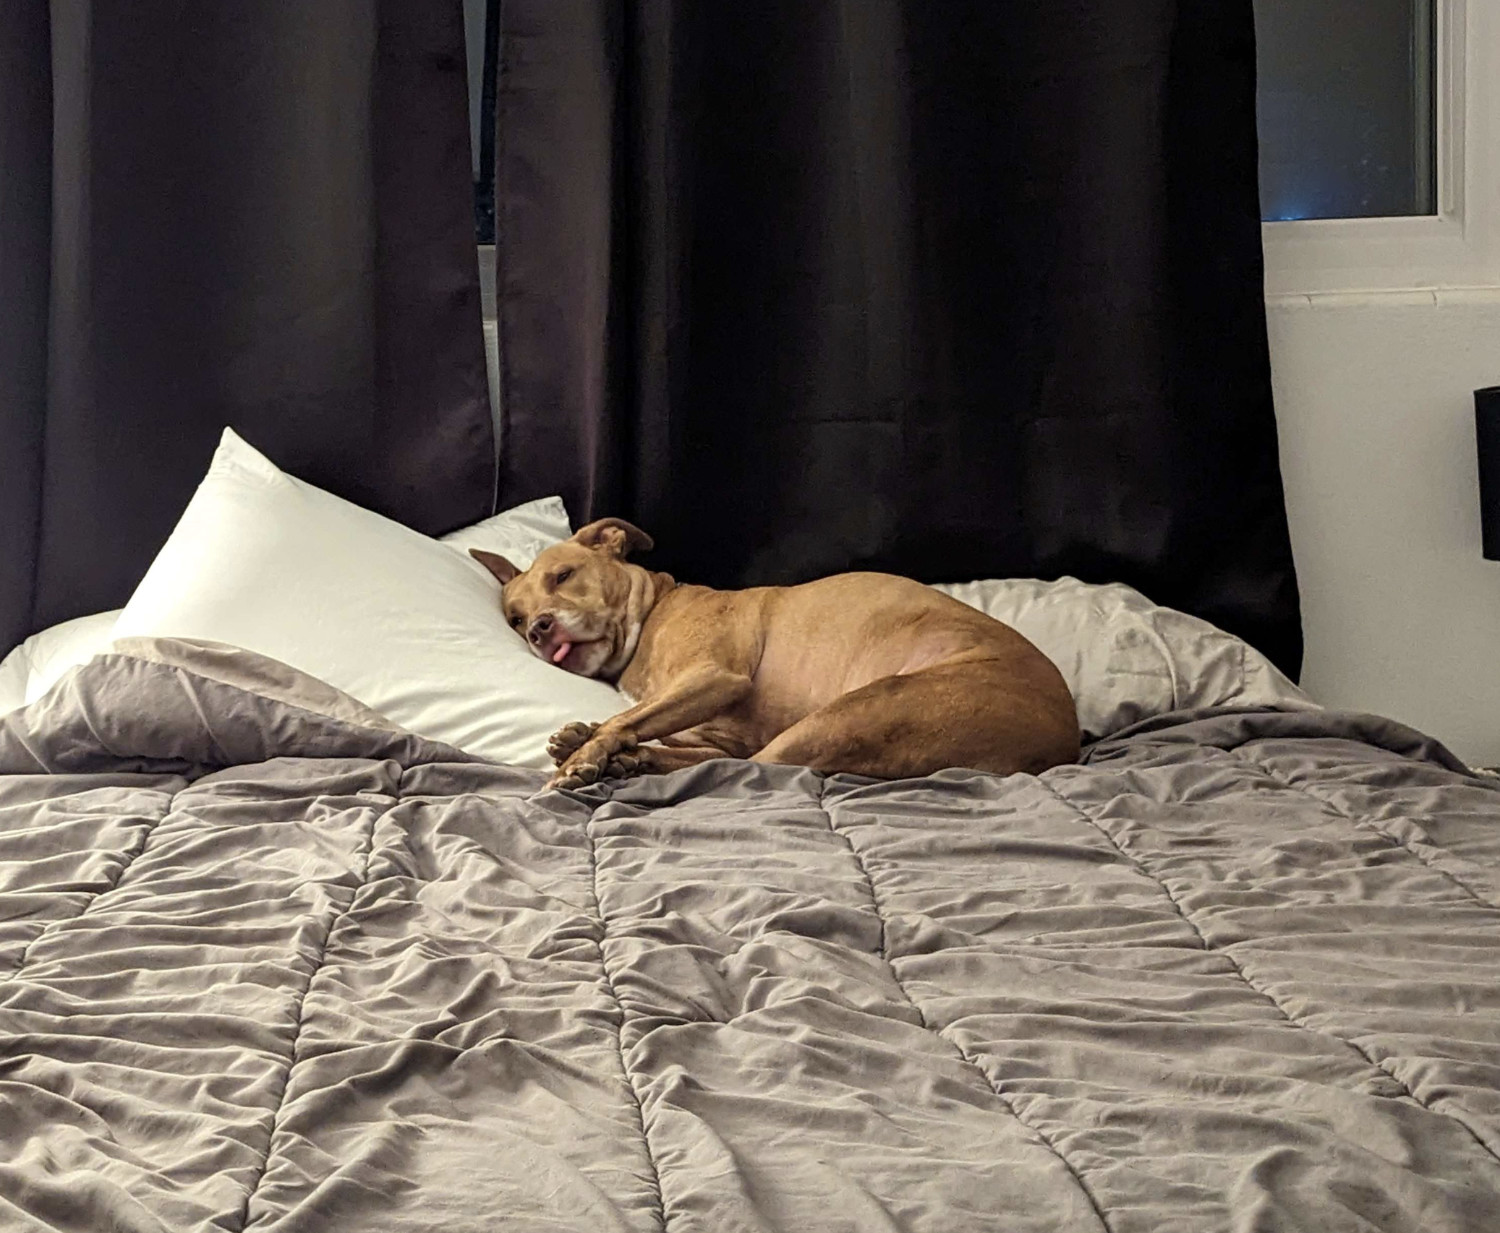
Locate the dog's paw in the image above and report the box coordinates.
[601,746,648,781]
[549,731,637,790]
[547,721,599,766]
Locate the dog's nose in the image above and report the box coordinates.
[528,614,553,645]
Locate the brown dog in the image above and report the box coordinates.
[471,519,1079,789]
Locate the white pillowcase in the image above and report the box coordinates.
[935,576,1316,742]
[0,609,124,713]
[438,496,571,562]
[113,428,624,768]
[0,503,574,722]
[0,648,23,715]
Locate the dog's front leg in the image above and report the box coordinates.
[547,721,601,766]
[549,666,752,789]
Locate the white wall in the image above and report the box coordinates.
[1267,289,1500,766]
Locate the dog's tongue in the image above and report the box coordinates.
[551,641,573,664]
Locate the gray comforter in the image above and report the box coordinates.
[2,652,1499,1232]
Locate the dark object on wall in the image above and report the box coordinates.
[492,0,1304,678]
[1478,387,1500,561]
[0,0,494,652]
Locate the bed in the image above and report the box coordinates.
[3,433,1499,1232]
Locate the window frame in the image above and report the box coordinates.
[1261,0,1500,297]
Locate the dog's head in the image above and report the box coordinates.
[471,518,656,681]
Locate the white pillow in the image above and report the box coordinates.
[439,495,571,560]
[0,609,125,714]
[0,643,27,715]
[935,576,1316,742]
[114,429,625,768]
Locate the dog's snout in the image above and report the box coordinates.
[528,614,554,645]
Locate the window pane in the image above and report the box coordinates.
[1255,0,1436,221]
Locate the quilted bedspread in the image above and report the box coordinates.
[2,652,1499,1232]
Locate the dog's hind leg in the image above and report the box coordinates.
[616,742,731,776]
[750,658,1078,779]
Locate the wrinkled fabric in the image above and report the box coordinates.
[2,656,1499,1232]
[937,576,1317,741]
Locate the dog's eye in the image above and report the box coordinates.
[554,568,573,586]
[508,614,522,629]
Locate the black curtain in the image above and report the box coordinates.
[493,0,1304,677]
[0,0,495,652]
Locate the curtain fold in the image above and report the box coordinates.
[0,1,52,656]
[0,0,494,650]
[494,0,1303,676]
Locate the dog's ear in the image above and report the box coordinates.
[469,548,521,585]
[571,517,654,559]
